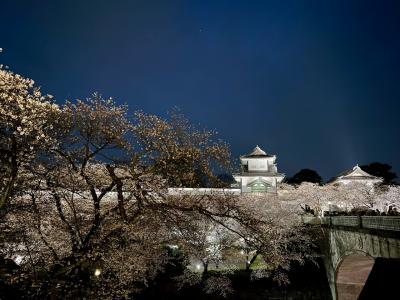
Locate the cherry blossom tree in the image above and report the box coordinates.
[279,182,335,216]
[280,181,400,216]
[369,185,400,213]
[235,193,314,282]
[1,68,317,298]
[0,63,59,217]
[132,110,232,188]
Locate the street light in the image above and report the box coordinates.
[94,268,101,276]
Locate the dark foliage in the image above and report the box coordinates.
[136,260,331,300]
[286,169,322,185]
[360,162,397,184]
[216,173,235,185]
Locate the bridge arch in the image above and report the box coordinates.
[313,217,400,300]
[335,251,375,300]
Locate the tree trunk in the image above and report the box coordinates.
[202,261,208,278]
[246,252,259,271]
[0,144,18,217]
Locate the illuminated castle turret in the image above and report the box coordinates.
[233,146,285,193]
[330,165,383,186]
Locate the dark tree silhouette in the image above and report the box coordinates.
[360,162,397,184]
[216,173,235,186]
[286,169,322,185]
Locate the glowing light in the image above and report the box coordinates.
[196,264,202,270]
[14,255,23,265]
[94,268,101,276]
[240,250,245,255]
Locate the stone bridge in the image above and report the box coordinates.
[303,216,400,300]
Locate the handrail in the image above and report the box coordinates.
[301,215,400,232]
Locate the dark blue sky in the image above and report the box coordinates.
[1,0,400,180]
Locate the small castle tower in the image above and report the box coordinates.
[330,164,383,186]
[233,145,285,193]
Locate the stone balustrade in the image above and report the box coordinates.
[302,215,400,232]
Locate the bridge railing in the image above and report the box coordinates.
[301,215,400,231]
[361,216,400,231]
[331,216,360,227]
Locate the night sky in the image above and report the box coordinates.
[1,0,400,180]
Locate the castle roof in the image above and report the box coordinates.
[329,164,383,183]
[241,145,274,158]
